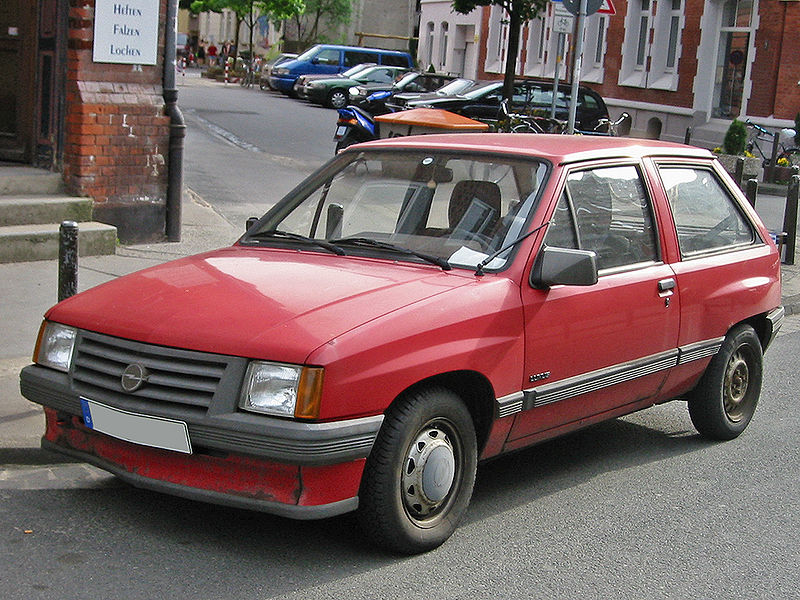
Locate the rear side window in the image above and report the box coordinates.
[659,166,756,256]
[381,54,410,67]
[345,51,379,67]
[544,165,659,271]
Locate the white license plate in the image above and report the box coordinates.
[334,125,348,138]
[80,398,192,454]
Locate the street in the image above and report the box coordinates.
[2,72,800,599]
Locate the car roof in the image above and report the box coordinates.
[350,134,713,164]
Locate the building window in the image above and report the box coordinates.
[440,22,449,70]
[426,22,434,69]
[619,0,683,91]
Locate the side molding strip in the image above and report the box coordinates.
[494,337,725,418]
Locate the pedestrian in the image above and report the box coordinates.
[197,40,206,65]
[207,42,217,66]
[220,41,231,67]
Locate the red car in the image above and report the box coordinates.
[21,135,783,554]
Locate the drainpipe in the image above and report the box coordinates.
[163,0,185,241]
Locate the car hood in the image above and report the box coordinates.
[46,247,474,364]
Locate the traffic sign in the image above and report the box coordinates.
[558,0,615,16]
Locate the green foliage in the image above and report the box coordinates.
[451,0,548,100]
[723,119,747,155]
[288,0,352,46]
[190,0,303,20]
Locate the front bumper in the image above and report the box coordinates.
[269,75,295,93]
[21,363,383,518]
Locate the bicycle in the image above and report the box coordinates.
[239,58,261,89]
[497,99,564,133]
[745,119,800,168]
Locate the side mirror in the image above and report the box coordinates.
[245,216,259,233]
[530,246,598,289]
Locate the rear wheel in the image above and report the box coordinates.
[358,387,477,554]
[688,324,763,440]
[328,89,348,109]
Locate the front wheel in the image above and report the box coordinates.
[688,324,763,440]
[358,387,477,554]
[328,89,348,109]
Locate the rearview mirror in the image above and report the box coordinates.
[530,246,598,289]
[246,217,259,233]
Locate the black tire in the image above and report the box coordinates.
[328,89,348,109]
[358,387,477,554]
[688,324,763,440]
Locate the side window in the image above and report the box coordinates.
[381,54,408,67]
[344,51,378,67]
[659,166,756,255]
[316,49,341,65]
[544,165,659,270]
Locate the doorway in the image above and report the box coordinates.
[0,1,37,162]
[711,0,754,119]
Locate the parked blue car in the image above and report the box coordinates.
[269,44,414,96]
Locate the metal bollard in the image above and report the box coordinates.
[224,62,229,86]
[684,127,692,145]
[782,175,799,266]
[734,156,745,189]
[745,178,758,208]
[58,221,78,301]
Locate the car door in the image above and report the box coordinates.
[507,162,681,448]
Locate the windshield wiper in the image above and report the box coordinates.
[247,229,345,256]
[331,237,452,271]
[474,221,552,276]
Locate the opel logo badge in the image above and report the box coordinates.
[121,363,150,393]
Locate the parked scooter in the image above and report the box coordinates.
[332,90,393,153]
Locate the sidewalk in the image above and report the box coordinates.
[1,186,799,462]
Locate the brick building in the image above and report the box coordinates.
[2,0,177,242]
[419,0,800,146]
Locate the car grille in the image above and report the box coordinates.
[71,330,242,409]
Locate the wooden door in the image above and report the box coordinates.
[0,1,36,162]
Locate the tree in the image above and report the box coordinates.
[287,0,352,47]
[190,0,304,59]
[452,0,548,101]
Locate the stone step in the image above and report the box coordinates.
[0,167,63,195]
[0,196,94,227]
[0,222,117,263]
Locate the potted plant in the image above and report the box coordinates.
[773,156,798,184]
[713,119,760,183]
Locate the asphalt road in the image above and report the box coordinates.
[179,73,336,230]
[3,322,800,599]
[3,72,799,599]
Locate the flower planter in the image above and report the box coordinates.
[715,154,761,183]
[773,166,797,184]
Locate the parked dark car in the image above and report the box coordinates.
[349,71,458,114]
[292,63,377,99]
[402,79,609,132]
[387,78,477,111]
[301,65,409,109]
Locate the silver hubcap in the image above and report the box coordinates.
[402,426,456,518]
[723,350,750,421]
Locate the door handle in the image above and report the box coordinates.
[658,278,676,292]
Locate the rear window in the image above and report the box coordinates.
[381,54,410,67]
[345,51,380,67]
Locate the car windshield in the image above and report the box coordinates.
[244,149,548,271]
[463,82,502,99]
[436,78,475,95]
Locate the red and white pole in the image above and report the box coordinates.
[224,61,229,86]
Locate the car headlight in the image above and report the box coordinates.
[240,361,324,419]
[349,86,361,96]
[34,321,77,372]
[273,67,287,76]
